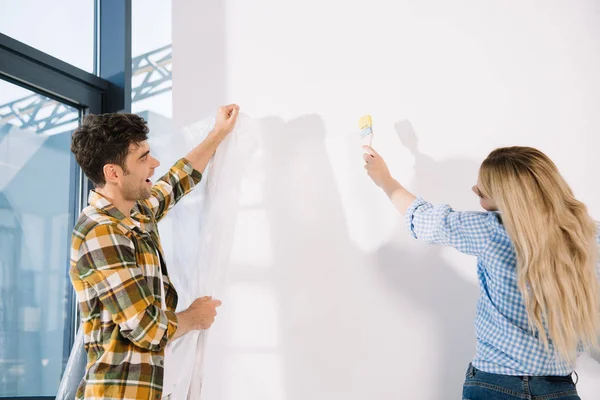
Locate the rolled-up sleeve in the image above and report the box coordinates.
[405,197,494,256]
[143,158,203,223]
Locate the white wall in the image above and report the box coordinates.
[173,1,600,399]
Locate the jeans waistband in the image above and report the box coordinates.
[467,363,578,384]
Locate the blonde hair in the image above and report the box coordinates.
[479,146,599,365]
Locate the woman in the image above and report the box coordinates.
[363,145,600,399]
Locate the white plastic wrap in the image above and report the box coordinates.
[56,327,86,400]
[161,114,256,399]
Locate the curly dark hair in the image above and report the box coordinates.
[71,113,149,186]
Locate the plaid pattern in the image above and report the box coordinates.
[70,158,202,400]
[406,197,600,376]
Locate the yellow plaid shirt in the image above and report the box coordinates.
[70,158,202,400]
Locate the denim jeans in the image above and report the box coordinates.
[463,363,580,400]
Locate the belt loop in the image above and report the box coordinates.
[467,363,475,378]
[572,370,579,385]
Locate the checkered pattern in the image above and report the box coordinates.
[406,197,600,376]
[70,158,202,400]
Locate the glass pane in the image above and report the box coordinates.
[131,0,178,287]
[0,79,80,396]
[132,0,173,198]
[0,0,94,72]
[132,0,172,118]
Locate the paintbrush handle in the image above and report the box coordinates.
[361,133,373,147]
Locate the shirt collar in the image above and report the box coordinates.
[88,190,150,231]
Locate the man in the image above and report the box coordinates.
[69,105,239,399]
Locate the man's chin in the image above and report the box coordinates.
[139,191,152,201]
[134,188,152,201]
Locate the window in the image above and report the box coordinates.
[0,79,81,397]
[0,0,95,72]
[0,1,128,396]
[132,0,173,126]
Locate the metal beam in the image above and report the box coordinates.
[98,0,132,112]
[0,46,173,133]
[0,33,105,113]
[131,44,173,102]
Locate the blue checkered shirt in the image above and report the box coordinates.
[405,197,600,376]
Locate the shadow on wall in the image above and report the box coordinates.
[259,114,371,399]
[255,115,481,399]
[376,240,478,399]
[394,120,480,210]
[375,120,482,398]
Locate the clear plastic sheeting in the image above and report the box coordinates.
[161,114,256,398]
[56,327,86,400]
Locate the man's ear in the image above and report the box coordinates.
[103,164,123,184]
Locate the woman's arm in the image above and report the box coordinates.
[362,145,494,256]
[362,145,416,214]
